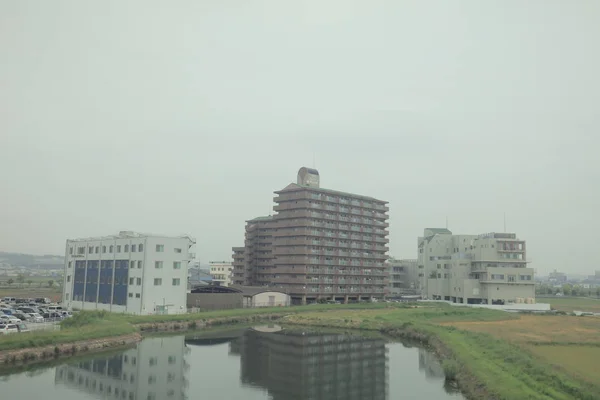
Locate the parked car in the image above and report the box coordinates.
[34,298,51,304]
[17,307,37,314]
[47,305,64,312]
[27,313,44,323]
[2,297,16,303]
[15,323,29,333]
[60,311,74,318]
[0,315,21,324]
[0,324,19,334]
[42,312,63,320]
[12,312,29,321]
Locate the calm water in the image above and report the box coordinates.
[0,326,464,400]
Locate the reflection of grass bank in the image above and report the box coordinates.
[284,308,600,400]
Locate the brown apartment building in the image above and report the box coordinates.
[233,167,389,304]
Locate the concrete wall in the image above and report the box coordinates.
[187,293,243,310]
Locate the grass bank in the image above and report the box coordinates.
[0,303,390,352]
[283,307,600,400]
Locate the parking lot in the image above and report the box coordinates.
[26,320,61,332]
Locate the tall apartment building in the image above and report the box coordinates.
[209,261,234,286]
[417,228,534,304]
[231,216,274,286]
[55,335,189,400]
[232,167,389,303]
[63,231,195,315]
[388,258,418,296]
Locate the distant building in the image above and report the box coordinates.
[387,258,418,296]
[63,231,195,315]
[418,229,535,304]
[232,167,389,304]
[209,261,233,287]
[548,269,568,283]
[187,285,290,310]
[55,335,189,400]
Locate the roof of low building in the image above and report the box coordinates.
[229,285,289,296]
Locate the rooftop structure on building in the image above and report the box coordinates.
[63,231,196,315]
[232,167,389,304]
[209,261,234,287]
[418,228,534,305]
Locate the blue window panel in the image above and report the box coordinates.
[98,260,115,304]
[85,283,98,302]
[73,282,84,301]
[84,260,100,302]
[112,266,129,306]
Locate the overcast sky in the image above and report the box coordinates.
[1,1,599,275]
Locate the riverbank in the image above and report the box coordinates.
[282,307,600,400]
[1,303,598,400]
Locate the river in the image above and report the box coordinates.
[0,326,464,399]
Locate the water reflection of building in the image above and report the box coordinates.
[229,329,389,400]
[418,348,445,379]
[54,336,189,400]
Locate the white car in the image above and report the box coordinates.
[27,313,44,323]
[0,324,19,334]
[0,315,21,324]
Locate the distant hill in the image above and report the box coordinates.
[0,252,64,269]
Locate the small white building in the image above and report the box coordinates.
[229,286,291,308]
[63,231,195,315]
[209,261,233,287]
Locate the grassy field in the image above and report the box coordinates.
[0,287,61,302]
[547,297,600,313]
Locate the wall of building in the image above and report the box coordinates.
[186,293,243,310]
[64,233,193,315]
[243,292,290,308]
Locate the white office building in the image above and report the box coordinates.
[209,261,233,287]
[63,231,195,315]
[418,228,535,304]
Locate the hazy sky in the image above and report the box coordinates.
[1,1,599,275]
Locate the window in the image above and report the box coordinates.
[508,275,516,282]
[154,278,162,286]
[136,278,141,285]
[67,275,71,282]
[131,244,137,252]
[491,274,505,280]
[138,261,142,269]
[109,245,113,252]
[69,247,73,255]
[124,244,129,252]
[520,275,532,281]
[172,278,180,286]
[77,247,85,254]
[68,261,72,268]
[130,261,135,269]
[168,356,176,364]
[148,375,156,384]
[155,261,163,269]
[173,261,181,269]
[88,246,93,254]
[102,246,107,253]
[149,357,157,366]
[128,293,133,298]
[94,246,99,253]
[135,293,140,298]
[65,293,70,301]
[129,278,134,285]
[156,244,164,252]
[174,248,182,253]
[138,244,143,252]
[117,245,121,252]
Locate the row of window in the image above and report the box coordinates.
[71,244,182,256]
[69,260,183,270]
[153,278,181,286]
